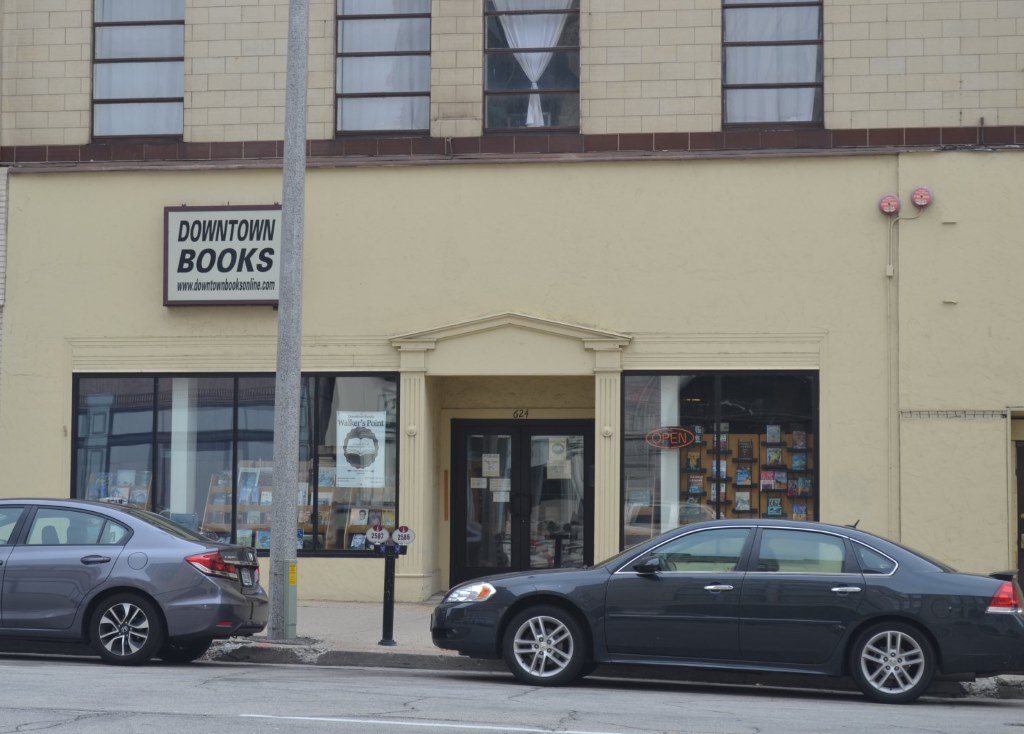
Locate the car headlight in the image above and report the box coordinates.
[443,582,497,603]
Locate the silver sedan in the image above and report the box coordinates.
[0,498,268,664]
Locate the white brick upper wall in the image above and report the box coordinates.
[582,0,723,134]
[825,0,1024,128]
[1,0,1021,145]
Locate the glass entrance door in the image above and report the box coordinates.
[451,420,593,585]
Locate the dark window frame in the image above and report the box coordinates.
[70,372,401,557]
[483,1,581,133]
[721,0,824,128]
[335,3,432,136]
[619,370,820,550]
[92,7,185,141]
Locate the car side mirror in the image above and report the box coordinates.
[632,556,662,575]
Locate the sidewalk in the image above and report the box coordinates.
[206,598,1024,700]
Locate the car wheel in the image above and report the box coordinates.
[850,622,935,704]
[502,605,587,686]
[158,637,213,664]
[90,593,164,665]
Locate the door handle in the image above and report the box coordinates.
[80,555,111,565]
[831,586,862,595]
[703,584,734,593]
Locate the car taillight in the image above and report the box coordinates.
[186,551,238,581]
[986,581,1023,614]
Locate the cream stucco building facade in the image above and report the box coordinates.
[1,1,1023,601]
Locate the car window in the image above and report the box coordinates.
[99,521,130,545]
[0,506,25,544]
[756,528,846,573]
[853,542,897,574]
[645,528,752,572]
[26,508,124,546]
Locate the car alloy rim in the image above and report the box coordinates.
[98,602,150,657]
[512,615,574,678]
[859,629,925,694]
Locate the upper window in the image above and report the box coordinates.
[92,0,185,137]
[336,0,431,133]
[484,0,580,131]
[722,0,823,126]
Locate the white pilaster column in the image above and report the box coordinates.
[588,340,629,561]
[394,346,438,600]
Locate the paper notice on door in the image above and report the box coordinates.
[470,477,487,489]
[489,477,511,503]
[482,453,500,477]
[547,437,568,463]
[547,461,571,480]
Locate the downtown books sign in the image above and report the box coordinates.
[164,205,281,305]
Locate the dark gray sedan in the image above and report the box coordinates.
[0,498,268,664]
[432,519,1024,703]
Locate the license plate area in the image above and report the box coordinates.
[240,567,254,587]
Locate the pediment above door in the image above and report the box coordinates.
[390,313,631,375]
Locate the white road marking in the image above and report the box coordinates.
[241,713,624,734]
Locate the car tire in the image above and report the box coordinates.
[158,637,213,664]
[90,593,165,665]
[850,621,935,704]
[502,605,587,686]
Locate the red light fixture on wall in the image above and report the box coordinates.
[879,194,901,215]
[910,186,933,208]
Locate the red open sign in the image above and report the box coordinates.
[645,426,695,450]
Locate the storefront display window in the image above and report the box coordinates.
[72,373,397,554]
[622,372,817,548]
[311,376,398,551]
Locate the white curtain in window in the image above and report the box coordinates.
[492,0,573,127]
[726,7,820,123]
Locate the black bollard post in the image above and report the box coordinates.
[378,541,397,646]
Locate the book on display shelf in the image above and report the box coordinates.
[738,440,754,459]
[766,424,782,444]
[687,475,703,495]
[685,451,701,471]
[792,429,808,449]
[760,470,775,491]
[735,465,752,486]
[766,497,784,516]
[765,447,783,465]
[791,452,807,471]
[682,497,704,518]
[734,491,751,511]
[773,470,788,490]
[791,502,808,521]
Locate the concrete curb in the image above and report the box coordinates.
[205,639,1024,700]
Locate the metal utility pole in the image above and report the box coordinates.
[268,0,309,640]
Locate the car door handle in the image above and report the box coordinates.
[831,586,862,595]
[704,584,734,593]
[80,555,111,565]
